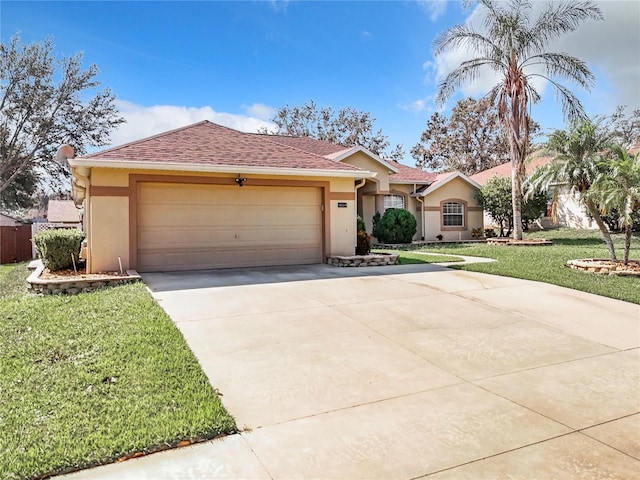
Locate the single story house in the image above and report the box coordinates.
[0,213,24,226]
[470,158,595,230]
[46,200,82,228]
[68,121,482,273]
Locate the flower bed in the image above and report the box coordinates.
[27,261,141,294]
[327,253,399,267]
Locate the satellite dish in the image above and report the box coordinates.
[55,145,75,167]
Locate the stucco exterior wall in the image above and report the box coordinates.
[340,152,391,192]
[86,195,129,272]
[83,167,358,272]
[421,177,483,241]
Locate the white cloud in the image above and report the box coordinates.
[241,103,275,121]
[555,1,640,108]
[429,1,639,111]
[267,0,289,13]
[107,100,275,147]
[399,97,434,114]
[417,0,448,22]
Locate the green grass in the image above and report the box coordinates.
[0,266,236,480]
[373,250,464,265]
[418,228,640,304]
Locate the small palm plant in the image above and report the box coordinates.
[526,119,617,260]
[591,146,640,264]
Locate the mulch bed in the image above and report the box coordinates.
[39,267,128,281]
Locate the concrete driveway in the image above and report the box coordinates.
[66,263,639,479]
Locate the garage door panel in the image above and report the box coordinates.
[137,183,323,272]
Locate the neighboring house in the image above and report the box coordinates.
[0,213,23,226]
[68,121,482,273]
[46,200,82,228]
[470,157,596,230]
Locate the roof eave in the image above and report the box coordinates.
[68,158,377,179]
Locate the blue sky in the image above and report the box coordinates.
[2,1,639,166]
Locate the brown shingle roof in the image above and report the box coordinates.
[47,200,80,223]
[82,121,360,172]
[388,161,437,183]
[470,157,551,186]
[263,134,347,157]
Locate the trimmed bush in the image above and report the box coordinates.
[33,228,85,271]
[375,208,417,244]
[356,230,371,255]
[356,215,366,233]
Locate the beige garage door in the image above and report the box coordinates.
[137,182,323,272]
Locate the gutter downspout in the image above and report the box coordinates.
[71,166,91,271]
[354,177,366,231]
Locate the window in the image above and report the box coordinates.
[384,194,404,210]
[442,201,464,227]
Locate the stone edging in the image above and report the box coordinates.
[327,253,399,267]
[566,259,640,277]
[27,262,142,294]
[487,238,553,246]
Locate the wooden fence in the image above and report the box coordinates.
[0,225,33,264]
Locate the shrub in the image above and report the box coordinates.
[33,228,85,271]
[375,208,417,244]
[356,215,366,232]
[371,212,382,239]
[356,230,371,255]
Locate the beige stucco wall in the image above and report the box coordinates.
[422,176,482,241]
[340,152,391,192]
[87,195,129,272]
[82,167,358,272]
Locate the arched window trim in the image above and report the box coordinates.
[440,199,467,231]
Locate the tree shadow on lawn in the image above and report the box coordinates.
[548,237,607,247]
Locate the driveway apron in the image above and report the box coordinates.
[64,263,640,479]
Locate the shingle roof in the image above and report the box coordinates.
[81,121,360,172]
[47,200,80,223]
[470,157,551,186]
[263,134,347,157]
[388,161,437,183]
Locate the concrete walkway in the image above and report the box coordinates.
[63,263,640,479]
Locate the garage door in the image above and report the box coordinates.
[137,182,323,272]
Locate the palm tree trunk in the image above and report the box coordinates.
[624,224,631,264]
[512,165,523,240]
[584,199,617,261]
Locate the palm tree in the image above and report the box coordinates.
[591,146,640,264]
[434,0,603,240]
[526,119,617,260]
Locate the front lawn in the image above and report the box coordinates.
[419,228,639,304]
[0,265,236,480]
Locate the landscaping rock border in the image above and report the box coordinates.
[487,238,553,246]
[567,259,640,277]
[27,261,142,294]
[327,253,399,267]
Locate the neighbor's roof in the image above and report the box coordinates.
[470,156,551,186]
[75,121,363,175]
[47,200,80,223]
